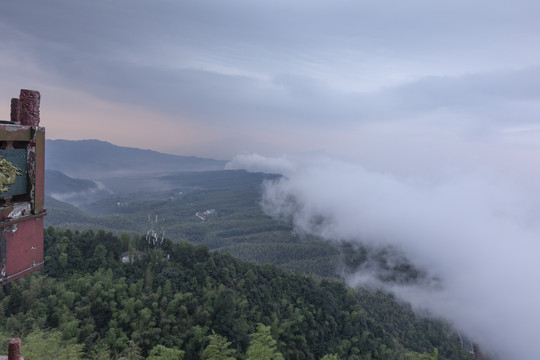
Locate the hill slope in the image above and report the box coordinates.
[45,170,112,205]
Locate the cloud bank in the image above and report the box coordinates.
[259,157,540,359]
[226,154,296,175]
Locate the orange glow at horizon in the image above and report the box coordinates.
[1,86,225,158]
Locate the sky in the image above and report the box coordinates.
[0,0,539,171]
[3,1,540,358]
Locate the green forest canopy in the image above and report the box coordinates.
[0,228,470,360]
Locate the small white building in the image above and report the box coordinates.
[120,250,145,263]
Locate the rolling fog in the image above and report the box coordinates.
[231,154,540,359]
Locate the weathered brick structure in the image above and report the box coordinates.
[0,89,45,285]
[0,338,23,360]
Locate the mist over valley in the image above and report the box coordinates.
[42,139,522,359]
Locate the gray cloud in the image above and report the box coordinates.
[2,2,540,171]
[226,153,296,174]
[2,0,540,132]
[260,157,540,359]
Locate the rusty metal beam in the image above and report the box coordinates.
[0,126,33,142]
[31,127,45,213]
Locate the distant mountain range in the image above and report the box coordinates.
[45,139,228,179]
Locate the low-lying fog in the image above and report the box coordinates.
[229,154,540,360]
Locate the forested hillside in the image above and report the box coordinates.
[44,170,441,283]
[0,228,470,360]
[45,170,346,278]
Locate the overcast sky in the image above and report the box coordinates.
[1,0,539,172]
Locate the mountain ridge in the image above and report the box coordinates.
[45,139,228,179]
